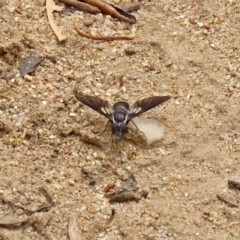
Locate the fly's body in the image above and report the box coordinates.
[112,102,129,136]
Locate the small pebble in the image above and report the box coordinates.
[54,184,62,190]
[24,75,33,82]
[166,60,173,66]
[161,229,172,238]
[87,204,97,214]
[83,16,95,27]
[8,6,14,12]
[69,112,77,117]
[16,208,24,215]
[124,47,136,55]
[68,179,75,186]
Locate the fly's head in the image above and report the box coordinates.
[112,121,128,136]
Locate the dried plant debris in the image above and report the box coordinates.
[109,190,140,203]
[216,194,238,208]
[60,0,100,14]
[46,0,137,41]
[95,209,116,230]
[74,0,137,40]
[46,0,67,42]
[228,180,240,190]
[19,56,43,77]
[1,187,54,214]
[0,215,29,226]
[104,183,116,192]
[81,0,136,23]
[68,215,83,240]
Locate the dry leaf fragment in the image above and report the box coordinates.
[228,180,240,190]
[68,215,82,240]
[60,0,100,14]
[81,0,136,23]
[46,0,67,42]
[95,209,116,230]
[216,194,238,208]
[0,216,29,226]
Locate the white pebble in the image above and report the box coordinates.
[69,112,77,117]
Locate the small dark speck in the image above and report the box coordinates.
[51,149,59,158]
[81,167,90,175]
[89,180,96,186]
[48,56,57,64]
[76,77,81,83]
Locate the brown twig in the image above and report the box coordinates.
[75,26,134,41]
[81,0,136,23]
[216,194,238,208]
[46,0,67,42]
[104,183,116,192]
[60,0,101,14]
[228,180,240,190]
[119,75,124,87]
[95,209,116,230]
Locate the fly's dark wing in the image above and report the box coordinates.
[75,93,113,120]
[129,96,170,120]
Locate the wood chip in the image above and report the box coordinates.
[104,183,116,192]
[60,0,100,14]
[95,209,115,230]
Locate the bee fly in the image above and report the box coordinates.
[75,93,170,136]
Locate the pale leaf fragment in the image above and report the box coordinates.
[46,0,67,42]
[68,215,82,240]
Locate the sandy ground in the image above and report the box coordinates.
[0,0,240,239]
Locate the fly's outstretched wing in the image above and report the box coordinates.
[75,93,113,120]
[129,96,170,120]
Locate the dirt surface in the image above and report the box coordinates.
[0,0,240,239]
